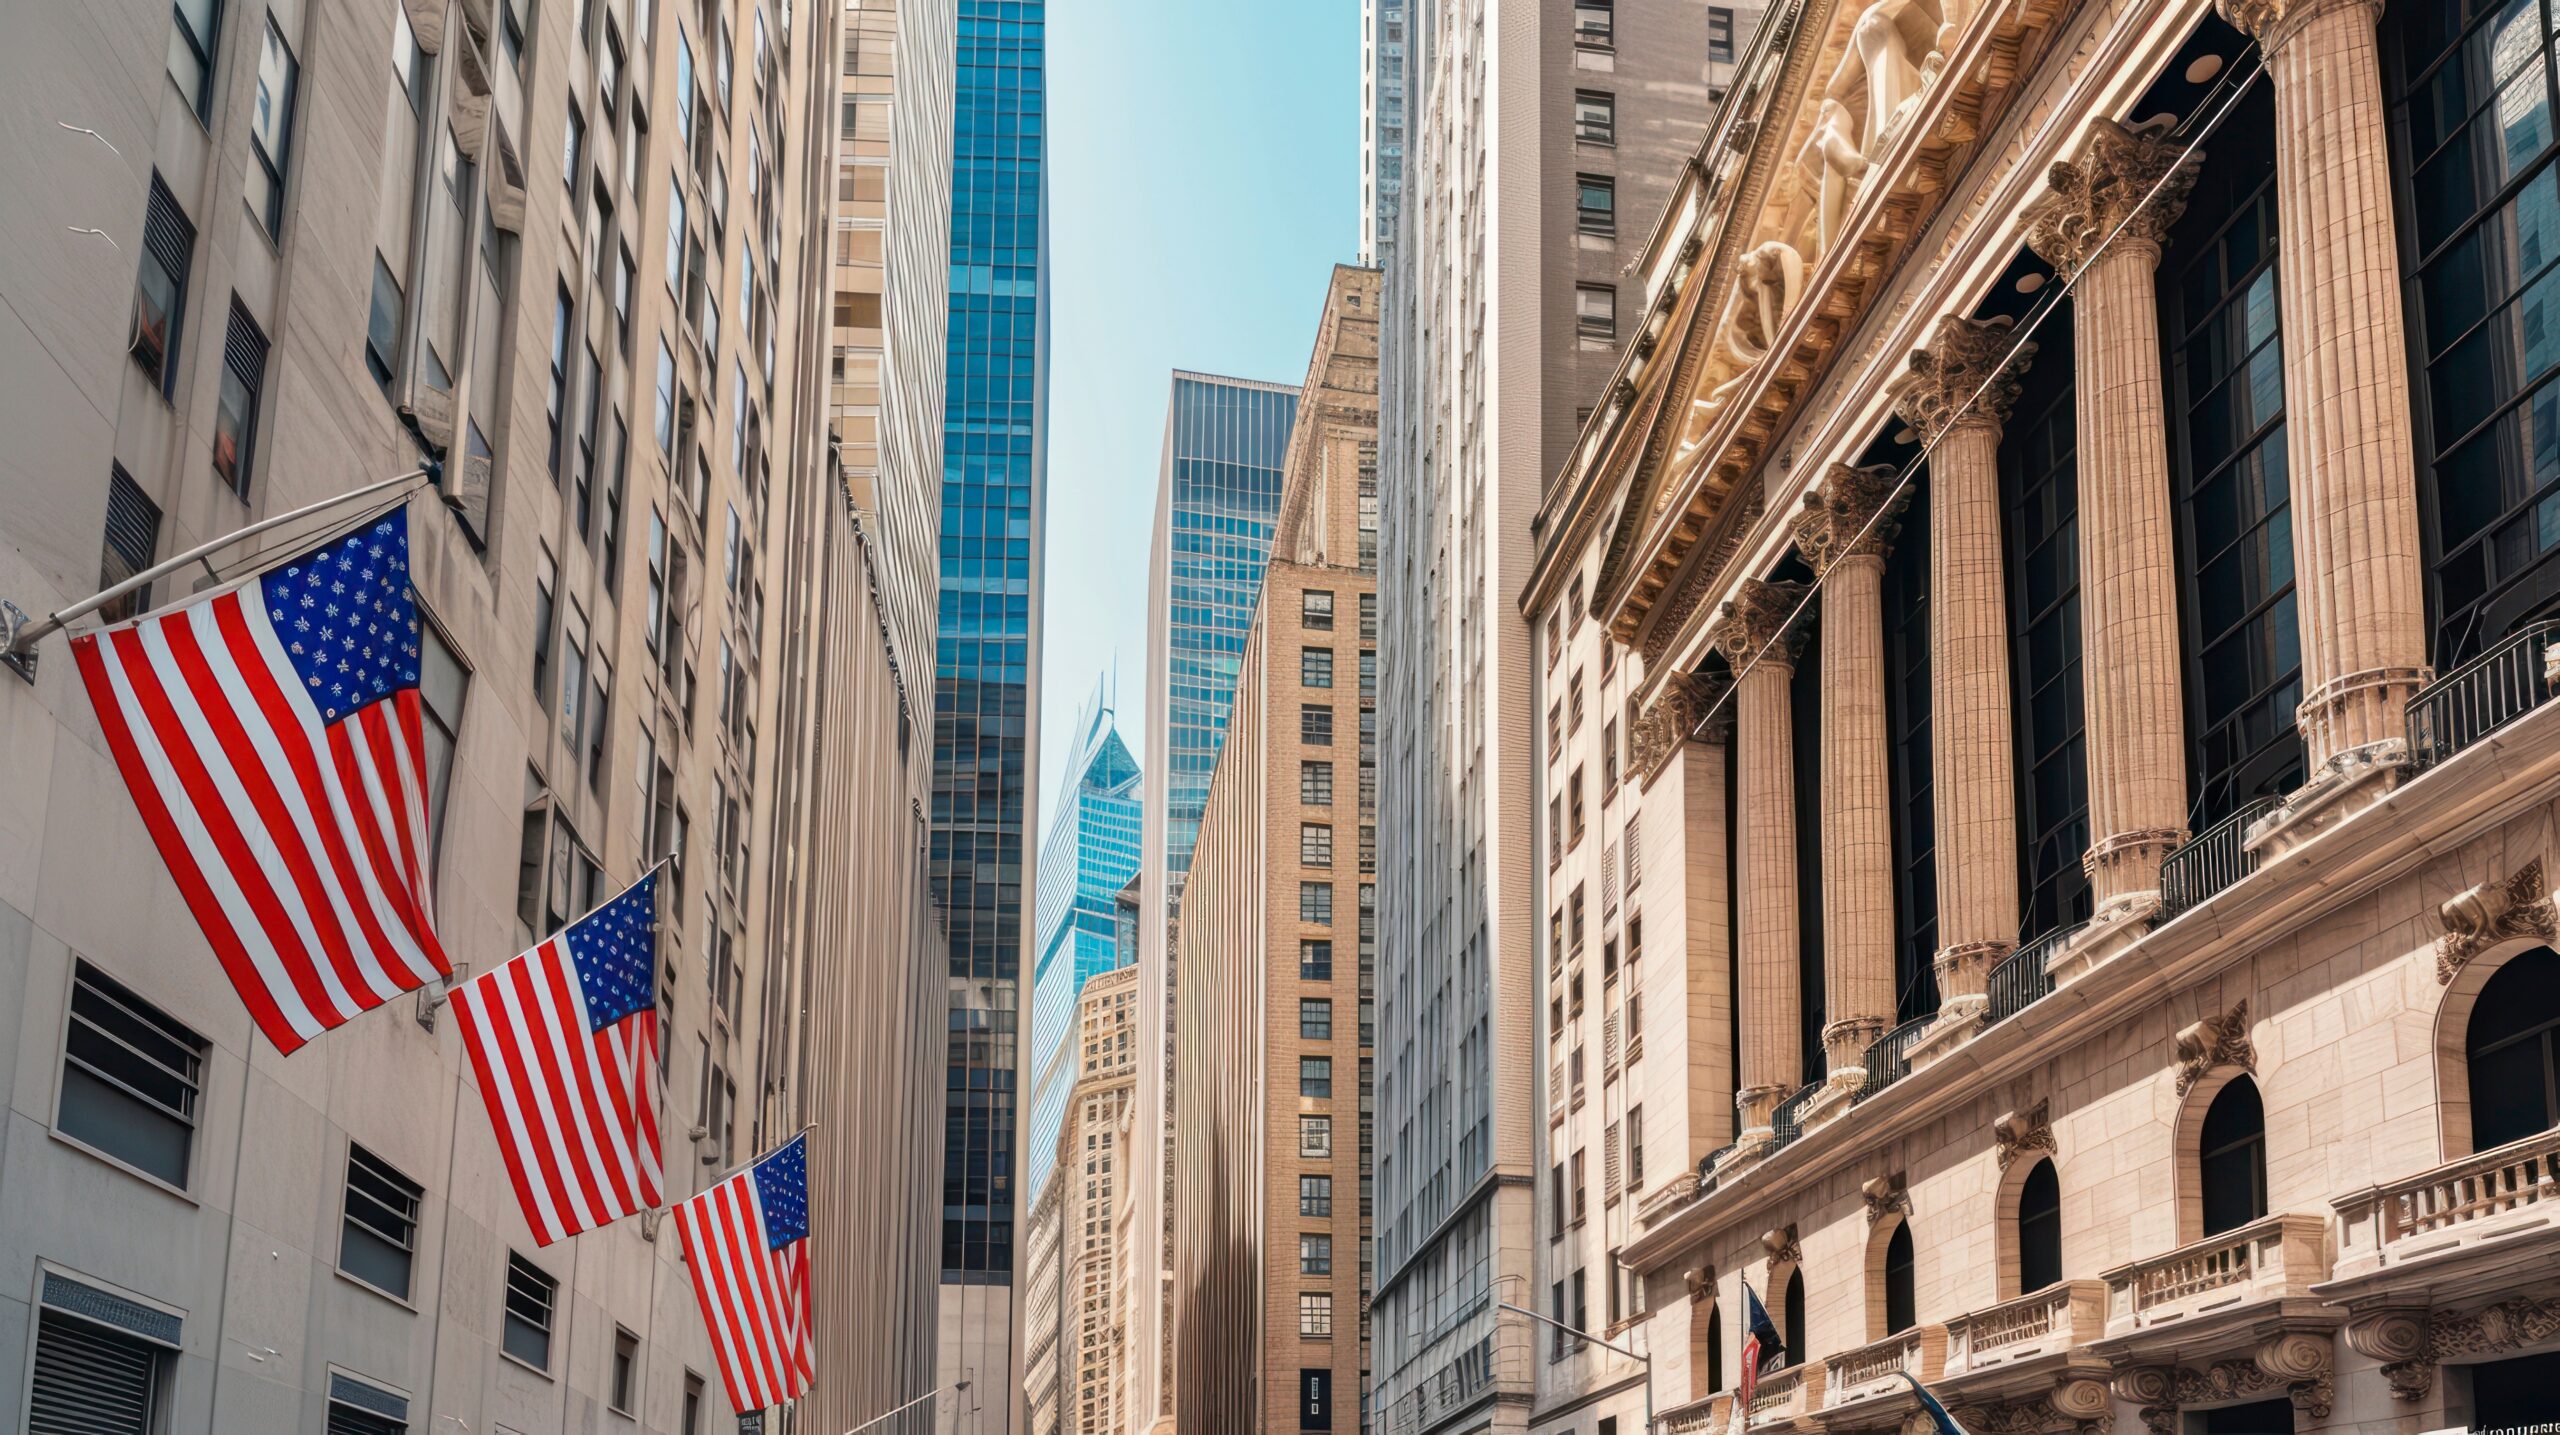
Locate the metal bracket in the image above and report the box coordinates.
[3,602,35,683]
[412,963,472,1031]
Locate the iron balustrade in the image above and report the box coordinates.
[1987,924,2077,1025]
[1769,1082,1821,1151]
[2406,620,2560,774]
[2157,795,2281,919]
[1853,1014,1936,1105]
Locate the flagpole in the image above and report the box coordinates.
[691,1122,818,1194]
[2,465,436,678]
[1496,1300,1655,1432]
[841,1378,968,1434]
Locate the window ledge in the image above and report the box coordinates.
[47,1127,199,1207]
[499,1350,557,1382]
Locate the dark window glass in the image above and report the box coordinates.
[1577,173,1616,234]
[247,18,299,235]
[1301,940,1333,981]
[341,1145,423,1299]
[2003,302,2093,937]
[611,1329,638,1411]
[169,0,223,119]
[213,299,269,496]
[2165,79,2303,826]
[1781,1268,1805,1367]
[2199,1398,2296,1435]
[1706,1305,1725,1392]
[1883,1221,1916,1334]
[2199,1073,2269,1236]
[2475,1349,2560,1428]
[58,961,206,1187]
[1884,477,1938,1016]
[2466,945,2560,1150]
[501,1253,557,1368]
[1302,704,1333,745]
[98,466,163,624]
[366,254,404,390]
[2017,1157,2063,1292]
[132,176,195,395]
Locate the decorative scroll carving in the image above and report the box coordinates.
[2215,0,2384,52]
[1793,464,1908,573]
[1891,314,2037,440]
[1685,1261,1717,1302]
[2430,1294,2560,1362]
[2112,1335,2335,1429]
[2345,1309,2433,1402]
[2436,857,2556,984]
[1861,1173,1911,1226]
[1761,1224,1802,1266]
[1993,1100,2055,1170]
[1960,1378,2112,1435]
[1631,672,1736,783]
[1709,579,1812,671]
[2173,999,2253,1097]
[2021,119,2203,278]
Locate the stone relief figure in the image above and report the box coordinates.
[1826,0,1946,160]
[1673,239,1805,460]
[1797,98,1872,256]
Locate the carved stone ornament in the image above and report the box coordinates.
[1993,1100,2056,1171]
[1761,1224,1802,1266]
[1861,1173,1911,1226]
[1631,672,1736,783]
[2021,119,2204,279]
[1793,464,1909,574]
[2344,1308,2432,1402]
[1891,314,2038,441]
[1641,489,1765,670]
[2436,857,2556,984]
[2429,1293,2560,1362]
[1685,1261,1717,1302]
[1708,579,1812,671]
[2215,0,2385,52]
[2114,1335,2334,1431]
[2173,999,2254,1098]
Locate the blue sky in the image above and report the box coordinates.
[1038,0,1361,830]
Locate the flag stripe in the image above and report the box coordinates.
[675,1160,813,1415]
[492,951,608,1235]
[529,950,643,1217]
[676,1186,758,1406]
[446,982,566,1241]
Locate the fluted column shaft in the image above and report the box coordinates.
[2071,239,2192,910]
[1716,580,1806,1140]
[2229,0,2430,767]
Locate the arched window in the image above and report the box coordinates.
[1883,1223,1916,1334]
[2200,1074,2268,1236]
[1781,1268,1805,1367]
[2016,1158,2062,1292]
[1706,1306,1725,1393]
[2468,946,2560,1151]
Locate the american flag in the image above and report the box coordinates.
[675,1133,814,1414]
[450,869,663,1245]
[1737,1278,1785,1432]
[70,509,449,1055]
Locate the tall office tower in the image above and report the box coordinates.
[0,0,942,1431]
[1030,682,1144,1204]
[1171,266,1381,1433]
[1060,966,1140,1433]
[1129,370,1298,1428]
[1360,0,1409,265]
[931,1,1049,1423]
[1371,5,1746,1433]
[1025,1175,1067,1435]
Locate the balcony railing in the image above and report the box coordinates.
[2407,620,2560,773]
[2157,795,2282,919]
[1769,1082,1822,1152]
[1746,1361,1820,1425]
[1824,1326,1943,1408]
[1694,1143,1737,1198]
[1987,924,2075,1026]
[1654,1395,1723,1435]
[2333,1126,2560,1278]
[1942,1279,2106,1377]
[1853,1014,1936,1105]
[2099,1212,2329,1335]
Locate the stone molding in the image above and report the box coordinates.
[1631,671,1736,787]
[2214,0,2384,53]
[2173,1000,2254,1098]
[1793,464,1909,573]
[2114,1332,2334,1435]
[2435,857,2556,984]
[1950,1376,2112,1435]
[1993,1100,2056,1171]
[2022,120,2202,279]
[1892,315,2039,441]
[1709,578,1812,670]
[2341,1294,2560,1405]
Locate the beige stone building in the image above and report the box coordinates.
[1172,265,1382,1434]
[0,0,947,1429]
[1521,0,2560,1432]
[1062,964,1139,1434]
[1027,1169,1067,1435]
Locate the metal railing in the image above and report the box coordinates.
[2157,795,2281,919]
[1987,923,2077,1025]
[2407,620,2560,773]
[1853,1014,1936,1105]
[1769,1082,1821,1152]
[1695,1143,1737,1198]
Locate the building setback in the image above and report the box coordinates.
[1527,0,2560,1432]
[0,0,943,1431]
[1171,264,1382,1433]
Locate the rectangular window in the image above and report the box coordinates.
[1300,1114,1332,1158]
[1708,5,1737,61]
[1301,647,1335,688]
[341,1145,423,1299]
[1300,760,1335,805]
[615,243,636,353]
[1574,90,1616,146]
[169,0,224,118]
[30,1299,175,1434]
[1577,283,1617,342]
[575,345,603,534]
[1300,1234,1333,1274]
[1300,940,1333,982]
[502,1252,557,1369]
[1300,1292,1335,1338]
[1572,1149,1588,1222]
[1301,998,1334,1041]
[1577,174,1617,236]
[532,550,557,707]
[1300,882,1333,924]
[247,18,300,236]
[548,284,573,476]
[365,254,404,391]
[1360,592,1377,641]
[655,339,677,451]
[1301,704,1334,745]
[1299,1175,1332,1216]
[58,960,207,1187]
[97,465,163,624]
[1301,823,1333,868]
[1300,1056,1332,1097]
[1629,1105,1645,1188]
[1573,0,1613,48]
[682,1374,705,1435]
[666,173,687,291]
[132,174,195,394]
[1303,589,1335,630]
[1571,769,1587,844]
[563,101,585,190]
[1604,720,1620,790]
[611,1328,639,1413]
[213,301,269,495]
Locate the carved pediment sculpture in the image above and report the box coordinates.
[1673,241,1806,460]
[1827,0,1952,163]
[2436,857,2556,983]
[2173,999,2253,1097]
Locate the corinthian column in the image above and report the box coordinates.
[2025,120,2200,918]
[1713,579,1809,1143]
[1893,316,2034,1015]
[2219,0,2430,782]
[1794,467,1905,1084]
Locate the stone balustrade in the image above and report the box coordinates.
[2331,1126,2560,1280]
[1655,1393,1727,1435]
[2100,1212,2330,1335]
[1942,1279,2106,1377]
[1746,1360,1823,1426]
[1822,1324,1944,1411]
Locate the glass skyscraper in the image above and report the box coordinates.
[933,0,1044,1312]
[1027,683,1141,1203]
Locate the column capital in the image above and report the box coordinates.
[1630,671,1735,782]
[1792,464,1909,572]
[2215,0,2382,52]
[1709,578,1811,671]
[1892,316,2039,441]
[2023,119,2202,277]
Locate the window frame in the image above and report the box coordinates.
[54,959,209,1194]
[247,16,300,237]
[339,1143,425,1304]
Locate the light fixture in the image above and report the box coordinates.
[2185,52,2225,84]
